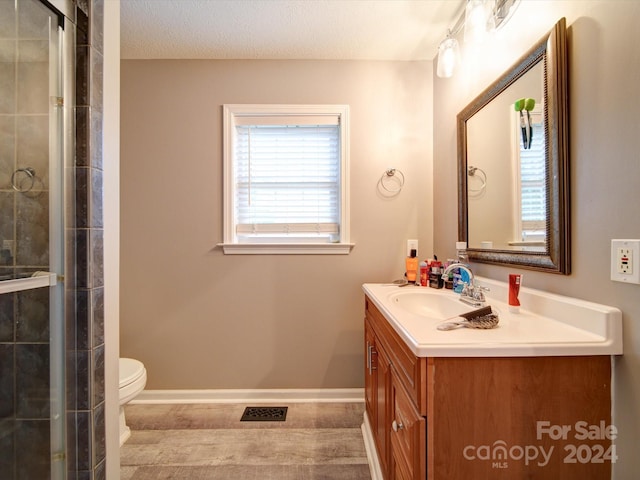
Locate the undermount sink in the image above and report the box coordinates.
[389,289,473,320]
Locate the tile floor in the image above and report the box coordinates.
[120,402,372,479]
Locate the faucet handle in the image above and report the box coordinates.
[472,290,486,302]
[474,281,489,298]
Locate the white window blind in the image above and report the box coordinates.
[520,119,546,238]
[222,104,351,254]
[234,122,340,239]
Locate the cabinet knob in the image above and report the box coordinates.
[392,420,404,432]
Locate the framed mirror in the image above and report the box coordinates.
[457,18,570,274]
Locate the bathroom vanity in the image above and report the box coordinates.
[362,280,622,480]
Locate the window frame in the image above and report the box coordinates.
[221,104,352,255]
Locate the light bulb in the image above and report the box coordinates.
[464,0,495,44]
[436,35,459,78]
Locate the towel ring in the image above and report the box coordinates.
[11,167,36,193]
[380,168,405,194]
[467,166,486,194]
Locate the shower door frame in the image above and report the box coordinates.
[0,0,76,478]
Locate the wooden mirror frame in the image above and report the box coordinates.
[457,18,570,274]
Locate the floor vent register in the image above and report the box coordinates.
[240,406,288,422]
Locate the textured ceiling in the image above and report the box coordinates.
[120,0,465,60]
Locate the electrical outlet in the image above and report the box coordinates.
[611,239,640,284]
[617,248,632,274]
[407,239,418,257]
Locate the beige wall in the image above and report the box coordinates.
[120,60,434,389]
[434,2,640,478]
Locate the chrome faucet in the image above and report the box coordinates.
[441,263,489,307]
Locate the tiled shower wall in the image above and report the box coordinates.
[67,1,106,479]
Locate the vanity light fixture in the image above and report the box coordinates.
[436,0,520,78]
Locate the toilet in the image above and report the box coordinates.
[119,358,147,446]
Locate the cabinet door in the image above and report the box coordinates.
[374,339,391,475]
[365,317,391,476]
[390,368,426,480]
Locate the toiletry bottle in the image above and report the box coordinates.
[455,241,471,287]
[419,260,429,286]
[456,241,469,264]
[406,249,418,284]
[444,259,455,289]
[508,274,522,313]
[429,261,443,289]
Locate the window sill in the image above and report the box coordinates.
[218,242,355,255]
[508,240,546,247]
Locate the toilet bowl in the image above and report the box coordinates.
[119,357,147,446]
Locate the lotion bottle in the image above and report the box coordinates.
[406,249,418,284]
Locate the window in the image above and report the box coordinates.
[221,105,351,254]
[513,108,546,244]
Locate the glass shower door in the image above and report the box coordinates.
[0,0,66,478]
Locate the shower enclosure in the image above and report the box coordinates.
[0,0,74,478]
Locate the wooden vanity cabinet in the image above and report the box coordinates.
[364,295,613,480]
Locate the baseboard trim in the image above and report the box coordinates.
[362,411,383,480]
[132,388,365,404]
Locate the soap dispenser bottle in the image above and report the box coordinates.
[406,249,418,284]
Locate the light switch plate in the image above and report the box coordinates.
[611,239,640,284]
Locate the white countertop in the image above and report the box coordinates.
[363,277,623,358]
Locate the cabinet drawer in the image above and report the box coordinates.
[365,296,428,415]
[391,368,426,480]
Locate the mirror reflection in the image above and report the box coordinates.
[466,62,545,251]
